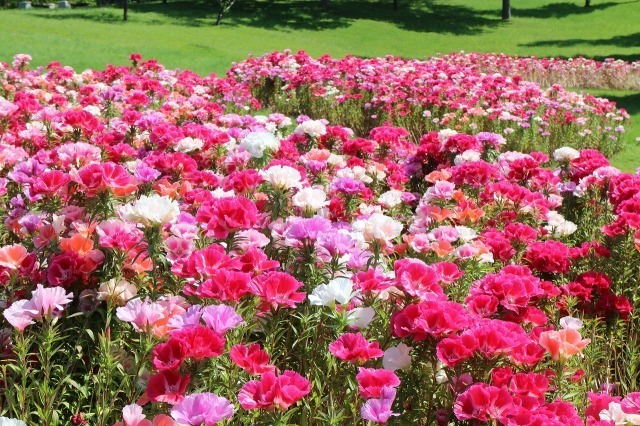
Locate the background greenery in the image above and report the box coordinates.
[0,0,638,169]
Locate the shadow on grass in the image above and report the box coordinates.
[25,0,502,34]
[598,92,640,115]
[512,0,634,18]
[225,0,502,34]
[522,32,640,48]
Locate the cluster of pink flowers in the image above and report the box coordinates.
[0,53,639,425]
[228,50,629,156]
[438,52,640,91]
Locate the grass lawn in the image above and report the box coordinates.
[0,0,638,168]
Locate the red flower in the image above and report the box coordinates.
[251,272,306,310]
[329,332,383,364]
[230,344,276,375]
[238,370,311,410]
[152,338,188,371]
[523,241,571,274]
[356,368,401,398]
[171,325,225,360]
[146,370,190,405]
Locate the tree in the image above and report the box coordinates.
[215,0,238,25]
[584,0,591,6]
[123,0,128,21]
[502,0,511,20]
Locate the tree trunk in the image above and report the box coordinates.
[393,0,398,11]
[584,0,591,6]
[123,0,128,21]
[216,9,223,25]
[501,0,511,20]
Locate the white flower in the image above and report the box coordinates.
[352,213,403,244]
[382,343,412,371]
[174,137,204,153]
[455,226,477,242]
[295,120,327,137]
[239,131,279,158]
[0,417,27,426]
[83,105,101,117]
[437,128,458,143]
[559,316,583,330]
[259,165,303,190]
[346,307,375,329]
[121,194,179,227]
[599,401,640,425]
[308,277,357,307]
[292,187,329,212]
[454,150,482,165]
[378,190,403,208]
[553,147,580,162]
[97,278,137,305]
[545,211,577,236]
[554,220,577,236]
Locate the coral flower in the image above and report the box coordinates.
[538,328,591,361]
[0,244,28,270]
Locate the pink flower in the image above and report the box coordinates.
[356,368,401,398]
[3,299,38,331]
[454,383,514,422]
[170,392,235,425]
[238,370,311,410]
[329,332,384,364]
[196,196,259,239]
[30,284,74,317]
[200,304,245,334]
[361,386,399,424]
[251,271,306,310]
[116,297,166,332]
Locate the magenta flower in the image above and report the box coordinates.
[170,392,234,425]
[329,332,384,364]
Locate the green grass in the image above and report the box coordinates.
[0,0,638,168]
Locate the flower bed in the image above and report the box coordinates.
[439,52,640,91]
[1,54,640,425]
[229,50,630,157]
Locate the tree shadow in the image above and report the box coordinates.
[225,0,501,34]
[24,0,502,34]
[599,92,640,115]
[521,32,640,48]
[512,0,633,18]
[27,8,126,23]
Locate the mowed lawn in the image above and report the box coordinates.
[0,0,638,169]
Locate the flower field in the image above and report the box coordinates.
[229,51,631,157]
[0,52,640,425]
